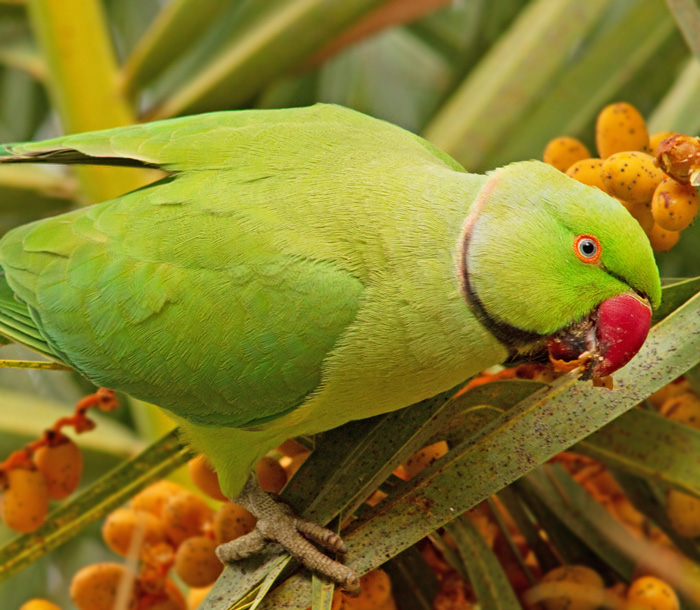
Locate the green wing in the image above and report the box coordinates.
[0,161,364,429]
[0,103,465,174]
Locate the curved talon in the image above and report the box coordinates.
[341,573,361,598]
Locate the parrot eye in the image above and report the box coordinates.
[574,234,601,263]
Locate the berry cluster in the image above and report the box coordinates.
[0,388,118,534]
[524,567,679,610]
[59,440,398,609]
[66,452,284,610]
[544,102,699,251]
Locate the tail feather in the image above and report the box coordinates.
[0,146,158,168]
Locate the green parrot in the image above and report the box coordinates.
[0,104,660,590]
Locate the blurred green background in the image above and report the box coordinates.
[0,0,699,608]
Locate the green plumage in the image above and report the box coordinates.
[0,104,661,496]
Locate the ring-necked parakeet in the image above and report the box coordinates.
[0,104,660,590]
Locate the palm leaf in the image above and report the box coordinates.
[145,0,388,119]
[423,0,611,170]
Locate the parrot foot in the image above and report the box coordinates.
[216,476,360,595]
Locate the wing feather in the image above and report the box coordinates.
[0,173,363,428]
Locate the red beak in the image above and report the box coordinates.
[589,293,652,378]
[547,293,652,380]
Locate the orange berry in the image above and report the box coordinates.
[188,456,226,502]
[187,585,213,609]
[634,205,655,234]
[277,438,309,457]
[647,223,680,252]
[649,131,676,155]
[566,158,606,191]
[394,441,449,482]
[131,480,187,518]
[666,489,700,538]
[365,489,387,507]
[432,573,471,609]
[464,504,499,548]
[543,137,591,172]
[174,535,223,588]
[213,501,256,544]
[586,468,622,498]
[651,178,699,232]
[282,451,310,480]
[344,569,392,610]
[19,601,62,610]
[34,435,83,500]
[649,379,691,409]
[70,563,137,610]
[1,466,49,533]
[162,491,213,547]
[602,151,664,206]
[596,102,649,158]
[544,564,604,586]
[331,591,346,610]
[256,457,287,494]
[627,575,679,610]
[662,392,700,429]
[102,507,167,557]
[374,597,397,610]
[531,565,604,610]
[611,496,645,529]
[141,579,187,610]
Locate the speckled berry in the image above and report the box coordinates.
[596,102,649,158]
[626,575,679,610]
[543,137,591,172]
[602,151,664,206]
[565,158,606,191]
[651,178,699,232]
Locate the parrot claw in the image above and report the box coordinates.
[217,476,360,595]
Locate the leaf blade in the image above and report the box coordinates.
[445,516,522,610]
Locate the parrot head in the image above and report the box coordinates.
[461,161,661,380]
